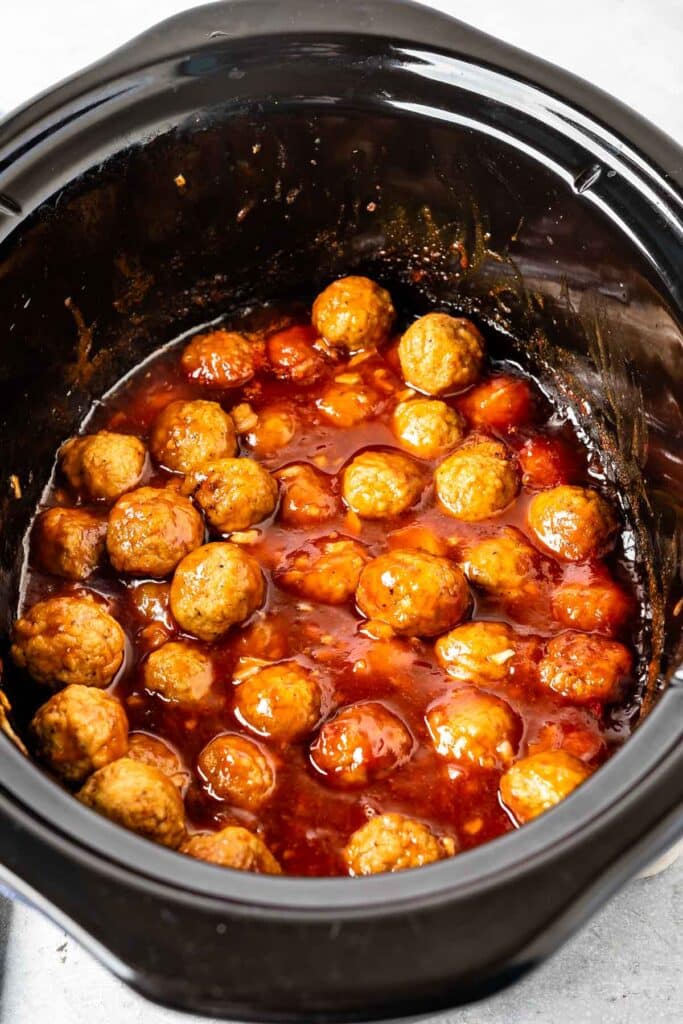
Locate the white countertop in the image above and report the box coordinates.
[0,2,681,1022]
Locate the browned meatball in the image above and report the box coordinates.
[343,813,456,876]
[463,527,539,597]
[435,436,520,521]
[538,631,631,703]
[149,399,237,473]
[197,733,275,809]
[426,687,520,769]
[127,732,188,790]
[142,641,214,705]
[106,487,204,577]
[266,324,326,384]
[398,313,485,395]
[275,463,339,526]
[435,621,519,685]
[276,536,370,605]
[356,549,470,637]
[234,662,321,741]
[528,485,617,561]
[78,757,186,847]
[243,405,298,456]
[342,450,424,519]
[12,595,125,688]
[190,458,278,533]
[316,378,380,427]
[181,826,281,874]
[170,543,264,641]
[551,577,631,636]
[500,750,593,824]
[312,276,395,352]
[30,684,128,784]
[32,506,107,580]
[181,329,263,388]
[60,431,146,501]
[310,702,413,786]
[392,398,466,459]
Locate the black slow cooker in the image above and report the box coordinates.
[0,1,681,1019]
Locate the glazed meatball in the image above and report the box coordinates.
[310,702,413,786]
[12,595,125,688]
[435,436,520,521]
[266,323,325,383]
[426,687,520,770]
[106,487,204,576]
[170,542,264,641]
[312,276,395,352]
[551,578,631,636]
[127,732,188,789]
[518,435,578,489]
[398,313,484,395]
[234,662,321,741]
[78,757,186,848]
[463,527,539,597]
[149,399,237,473]
[356,549,470,637]
[276,536,370,605]
[182,826,281,874]
[275,463,339,526]
[142,641,214,705]
[435,621,518,685]
[60,430,146,502]
[245,405,298,456]
[190,458,278,533]
[539,631,631,703]
[343,813,456,876]
[30,684,128,784]
[527,485,617,561]
[316,378,380,428]
[342,450,424,520]
[181,329,262,388]
[32,506,107,580]
[392,398,466,459]
[500,750,593,824]
[457,375,534,432]
[197,733,275,809]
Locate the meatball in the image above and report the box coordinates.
[275,463,339,526]
[276,536,370,605]
[149,399,237,474]
[500,750,593,824]
[316,378,380,428]
[190,458,278,533]
[30,684,128,784]
[538,631,631,703]
[245,405,298,456]
[457,375,534,432]
[356,549,470,637]
[181,826,281,874]
[78,757,186,848]
[435,621,519,685]
[142,641,214,705]
[266,323,326,383]
[170,543,264,641]
[551,578,631,636]
[181,329,262,388]
[197,733,275,809]
[12,595,125,688]
[519,435,579,489]
[32,506,107,580]
[344,813,456,876]
[234,662,321,741]
[60,430,146,502]
[312,276,395,352]
[463,527,539,597]
[106,487,204,576]
[392,398,466,459]
[398,313,484,395]
[310,702,413,786]
[426,687,520,769]
[127,732,188,789]
[342,450,424,520]
[527,485,617,561]
[435,436,520,521]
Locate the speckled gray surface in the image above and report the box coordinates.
[0,0,681,1021]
